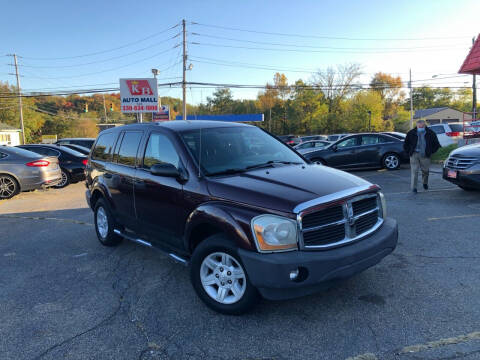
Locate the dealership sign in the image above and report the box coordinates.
[152,106,170,122]
[119,78,158,113]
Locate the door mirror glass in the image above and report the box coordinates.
[150,163,180,178]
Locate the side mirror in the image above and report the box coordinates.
[150,163,180,178]
[331,145,338,152]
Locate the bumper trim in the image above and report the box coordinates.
[238,217,398,300]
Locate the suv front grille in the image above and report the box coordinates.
[446,155,477,170]
[299,193,382,250]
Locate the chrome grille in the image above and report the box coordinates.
[299,193,383,250]
[446,156,477,170]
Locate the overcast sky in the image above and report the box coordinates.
[1,0,479,103]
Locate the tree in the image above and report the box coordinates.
[370,72,404,120]
[273,73,290,133]
[206,88,235,114]
[313,63,362,115]
[343,91,385,132]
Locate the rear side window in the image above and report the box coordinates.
[449,124,463,132]
[92,133,117,161]
[430,126,445,134]
[143,133,180,169]
[361,135,382,145]
[115,131,143,166]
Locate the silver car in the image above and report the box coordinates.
[0,146,61,200]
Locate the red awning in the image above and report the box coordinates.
[459,35,480,74]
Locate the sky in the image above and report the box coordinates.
[1,0,479,104]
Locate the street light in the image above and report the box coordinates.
[151,68,161,108]
[367,110,372,132]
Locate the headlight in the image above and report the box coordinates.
[251,215,298,252]
[378,192,387,219]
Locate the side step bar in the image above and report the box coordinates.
[113,229,189,266]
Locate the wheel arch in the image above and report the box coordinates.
[184,203,256,254]
[0,172,22,191]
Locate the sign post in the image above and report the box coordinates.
[119,79,159,121]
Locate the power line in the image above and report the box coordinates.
[189,41,468,54]
[11,33,181,69]
[11,46,180,80]
[190,22,470,41]
[17,23,181,60]
[191,33,466,50]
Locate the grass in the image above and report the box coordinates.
[431,144,457,162]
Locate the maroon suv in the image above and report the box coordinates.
[85,121,398,314]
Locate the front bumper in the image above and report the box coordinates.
[238,218,398,300]
[443,167,480,189]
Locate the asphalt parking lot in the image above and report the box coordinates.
[1,165,480,360]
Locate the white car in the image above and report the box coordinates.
[429,123,465,147]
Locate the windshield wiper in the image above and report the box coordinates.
[207,168,247,176]
[246,160,303,170]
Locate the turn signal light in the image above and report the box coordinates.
[26,160,50,167]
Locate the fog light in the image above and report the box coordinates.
[289,269,299,281]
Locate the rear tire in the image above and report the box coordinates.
[94,198,122,247]
[383,153,401,170]
[54,169,70,188]
[0,174,19,200]
[190,234,259,315]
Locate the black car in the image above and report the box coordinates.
[381,132,406,141]
[56,137,96,149]
[85,121,398,314]
[60,143,91,155]
[300,135,326,142]
[303,133,408,170]
[17,144,87,188]
[443,142,480,191]
[277,135,301,146]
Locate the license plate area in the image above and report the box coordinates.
[447,170,457,179]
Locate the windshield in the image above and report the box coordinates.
[180,126,305,176]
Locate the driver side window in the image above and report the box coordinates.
[337,137,357,148]
[143,133,180,169]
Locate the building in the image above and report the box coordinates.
[413,107,472,125]
[0,122,22,146]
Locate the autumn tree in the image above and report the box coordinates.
[370,72,404,120]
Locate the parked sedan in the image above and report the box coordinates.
[443,142,480,191]
[277,135,302,146]
[17,144,87,188]
[294,140,331,154]
[303,133,408,170]
[56,137,96,149]
[60,143,91,155]
[0,146,61,199]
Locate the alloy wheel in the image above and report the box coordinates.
[0,176,16,199]
[385,155,399,169]
[200,252,246,304]
[96,206,109,239]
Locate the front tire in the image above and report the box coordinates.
[383,153,401,170]
[0,175,19,200]
[94,198,122,247]
[190,235,258,315]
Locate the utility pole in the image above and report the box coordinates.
[182,19,187,120]
[10,54,25,144]
[409,68,414,129]
[473,37,477,120]
[102,94,108,123]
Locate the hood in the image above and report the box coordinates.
[206,164,372,214]
[450,143,480,158]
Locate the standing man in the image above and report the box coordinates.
[404,120,441,193]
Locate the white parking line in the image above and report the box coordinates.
[345,353,378,360]
[400,331,480,354]
[428,214,480,221]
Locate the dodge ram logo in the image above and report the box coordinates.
[347,204,355,226]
